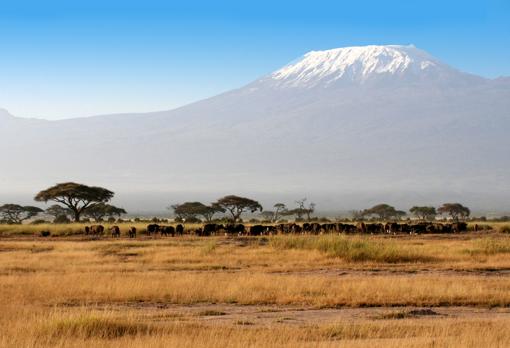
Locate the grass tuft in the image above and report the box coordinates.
[42,315,156,339]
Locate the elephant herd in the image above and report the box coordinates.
[83,221,470,238]
[85,225,136,238]
[198,221,470,236]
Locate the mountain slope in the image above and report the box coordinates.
[1,45,509,211]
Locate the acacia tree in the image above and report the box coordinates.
[259,211,275,222]
[45,205,73,223]
[83,203,127,221]
[409,206,437,221]
[171,202,225,222]
[273,203,287,221]
[0,204,43,224]
[437,203,470,221]
[34,182,114,222]
[350,210,365,221]
[295,198,315,221]
[214,195,262,222]
[45,205,72,219]
[362,204,405,220]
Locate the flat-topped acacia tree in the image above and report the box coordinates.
[0,204,43,224]
[34,182,114,222]
[214,195,262,222]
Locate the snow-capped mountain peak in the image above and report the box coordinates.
[269,45,458,88]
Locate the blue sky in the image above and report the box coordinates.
[0,0,509,119]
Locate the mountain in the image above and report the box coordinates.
[1,45,510,212]
[266,45,481,87]
[0,108,15,121]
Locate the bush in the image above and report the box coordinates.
[500,225,510,234]
[31,219,48,225]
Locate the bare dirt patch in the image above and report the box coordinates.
[68,302,510,327]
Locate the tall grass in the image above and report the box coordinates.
[270,235,435,263]
[42,314,157,339]
[468,238,510,255]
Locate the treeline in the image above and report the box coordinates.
[0,182,499,224]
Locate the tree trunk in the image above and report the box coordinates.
[73,210,81,222]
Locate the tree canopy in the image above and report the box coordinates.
[437,203,470,220]
[83,203,127,221]
[45,205,72,218]
[273,203,287,221]
[362,204,406,220]
[171,202,224,222]
[409,206,437,220]
[34,182,114,222]
[214,195,262,222]
[0,204,43,224]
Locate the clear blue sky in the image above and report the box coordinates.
[1,0,509,119]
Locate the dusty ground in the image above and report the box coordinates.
[1,232,510,347]
[76,302,510,326]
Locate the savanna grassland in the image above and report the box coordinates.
[1,223,510,347]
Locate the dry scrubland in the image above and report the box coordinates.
[1,223,510,347]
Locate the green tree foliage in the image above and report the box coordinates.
[45,204,73,222]
[259,210,275,222]
[273,203,287,221]
[214,195,262,222]
[34,182,114,222]
[0,204,43,224]
[437,203,470,220]
[171,202,225,222]
[83,203,127,222]
[362,204,406,220]
[409,206,437,220]
[283,198,315,221]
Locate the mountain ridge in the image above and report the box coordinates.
[1,45,509,210]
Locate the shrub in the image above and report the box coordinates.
[500,225,510,234]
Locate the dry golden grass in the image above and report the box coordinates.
[1,304,510,347]
[1,230,510,347]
